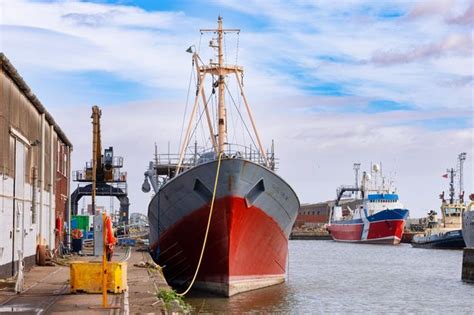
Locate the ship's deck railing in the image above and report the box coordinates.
[153,143,278,172]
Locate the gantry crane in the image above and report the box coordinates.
[70,106,129,224]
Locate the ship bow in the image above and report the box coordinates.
[148,158,299,296]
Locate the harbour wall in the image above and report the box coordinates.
[462,247,474,283]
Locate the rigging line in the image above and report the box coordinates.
[224,31,227,65]
[235,31,240,65]
[224,82,258,154]
[178,62,196,154]
[188,101,211,153]
[211,75,217,131]
[235,72,246,148]
[225,83,237,145]
[199,102,207,148]
[198,31,203,54]
[194,103,199,144]
[230,78,243,146]
[190,67,200,146]
[185,92,214,156]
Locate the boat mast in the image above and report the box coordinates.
[448,168,455,204]
[216,17,226,154]
[176,17,270,174]
[200,16,240,155]
[458,152,467,199]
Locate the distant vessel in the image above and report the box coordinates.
[412,168,465,249]
[327,164,409,244]
[401,230,423,244]
[462,194,474,248]
[143,17,299,296]
[401,211,435,244]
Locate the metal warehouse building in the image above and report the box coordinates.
[293,199,362,228]
[0,53,72,278]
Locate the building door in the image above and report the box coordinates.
[12,138,25,276]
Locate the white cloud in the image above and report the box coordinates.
[0,0,204,92]
[1,0,473,218]
[371,34,473,65]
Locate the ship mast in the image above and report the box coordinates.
[216,17,226,154]
[448,168,455,205]
[203,16,236,154]
[175,17,269,174]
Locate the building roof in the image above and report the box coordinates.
[0,53,73,149]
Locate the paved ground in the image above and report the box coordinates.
[127,250,168,314]
[0,248,168,314]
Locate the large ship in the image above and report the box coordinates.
[412,168,466,249]
[463,194,474,248]
[327,164,409,244]
[142,17,299,297]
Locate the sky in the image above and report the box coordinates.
[0,0,472,218]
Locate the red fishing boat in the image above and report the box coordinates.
[143,17,299,296]
[327,164,409,244]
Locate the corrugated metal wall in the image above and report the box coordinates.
[1,56,73,277]
[0,70,49,188]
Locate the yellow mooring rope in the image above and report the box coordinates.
[177,152,223,296]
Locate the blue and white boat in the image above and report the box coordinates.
[328,164,409,244]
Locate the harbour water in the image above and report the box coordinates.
[187,240,473,313]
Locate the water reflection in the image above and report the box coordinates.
[187,281,295,313]
[186,241,474,313]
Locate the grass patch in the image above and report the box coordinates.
[157,289,191,313]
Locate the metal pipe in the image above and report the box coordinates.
[49,125,54,249]
[39,113,45,245]
[67,146,72,249]
[31,167,37,226]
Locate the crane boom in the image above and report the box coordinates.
[91,106,102,213]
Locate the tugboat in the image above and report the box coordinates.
[462,194,474,248]
[327,164,409,244]
[412,168,466,249]
[142,17,299,296]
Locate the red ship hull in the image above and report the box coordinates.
[155,196,288,296]
[328,220,405,244]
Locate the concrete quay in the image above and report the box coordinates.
[0,248,169,314]
[290,231,332,240]
[462,247,474,283]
